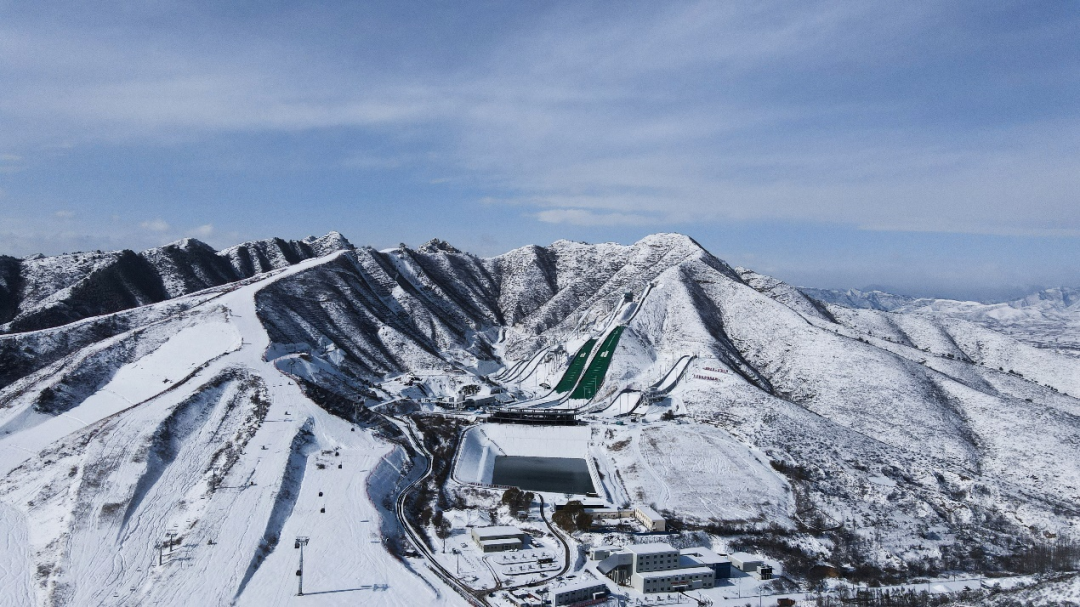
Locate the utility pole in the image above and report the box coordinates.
[295,536,310,596]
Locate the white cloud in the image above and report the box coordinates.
[534,209,656,227]
[140,219,170,232]
[190,223,214,238]
[53,210,74,218]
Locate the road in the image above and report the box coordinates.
[389,415,489,607]
[389,414,577,604]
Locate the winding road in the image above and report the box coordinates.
[389,415,576,605]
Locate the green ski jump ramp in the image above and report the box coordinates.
[571,326,625,400]
[554,338,597,393]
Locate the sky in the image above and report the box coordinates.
[1,1,1078,301]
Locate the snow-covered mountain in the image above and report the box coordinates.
[802,285,1080,355]
[0,232,352,335]
[0,233,1078,606]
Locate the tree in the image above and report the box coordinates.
[552,501,593,533]
[433,510,452,552]
[501,487,535,519]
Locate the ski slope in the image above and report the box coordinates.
[0,253,465,607]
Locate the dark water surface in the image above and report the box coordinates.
[491,456,595,494]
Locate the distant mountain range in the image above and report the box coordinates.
[801,286,1080,355]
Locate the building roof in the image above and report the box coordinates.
[635,505,663,520]
[679,547,728,565]
[480,537,522,547]
[625,543,677,555]
[596,553,632,574]
[729,552,763,564]
[550,579,608,595]
[472,525,523,539]
[634,566,715,580]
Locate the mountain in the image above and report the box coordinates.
[802,285,1080,356]
[0,232,353,335]
[0,233,1078,605]
[799,287,917,312]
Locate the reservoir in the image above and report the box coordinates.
[491,456,595,494]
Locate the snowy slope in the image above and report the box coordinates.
[0,253,459,607]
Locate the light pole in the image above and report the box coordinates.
[295,536,310,596]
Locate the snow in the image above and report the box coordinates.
[0,503,32,607]
[0,320,241,476]
[0,251,465,606]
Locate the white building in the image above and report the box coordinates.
[680,547,732,578]
[729,552,763,572]
[625,543,680,572]
[550,579,609,606]
[634,505,665,532]
[633,566,715,593]
[470,525,525,553]
[729,552,774,579]
[597,542,717,593]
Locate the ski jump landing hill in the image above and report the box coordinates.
[498,283,711,415]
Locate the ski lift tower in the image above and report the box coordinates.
[294,536,310,596]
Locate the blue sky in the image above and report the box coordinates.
[1,1,1078,300]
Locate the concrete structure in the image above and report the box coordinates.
[728,552,774,578]
[596,542,716,593]
[634,505,665,532]
[550,579,609,606]
[596,551,634,586]
[626,543,680,572]
[588,545,619,561]
[680,547,732,578]
[470,526,525,553]
[632,566,715,593]
[729,552,763,572]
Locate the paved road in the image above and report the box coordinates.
[390,415,489,607]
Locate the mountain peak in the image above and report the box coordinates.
[157,237,214,252]
[418,238,461,255]
[634,232,702,250]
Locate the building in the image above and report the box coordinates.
[634,505,665,532]
[588,545,620,561]
[632,566,715,593]
[625,543,680,572]
[596,542,716,593]
[729,552,763,573]
[729,552,774,579]
[470,525,525,553]
[596,551,634,586]
[550,579,609,607]
[680,547,732,579]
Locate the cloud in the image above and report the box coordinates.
[534,209,656,227]
[139,219,170,232]
[1,1,1077,242]
[53,210,74,218]
[190,223,214,238]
